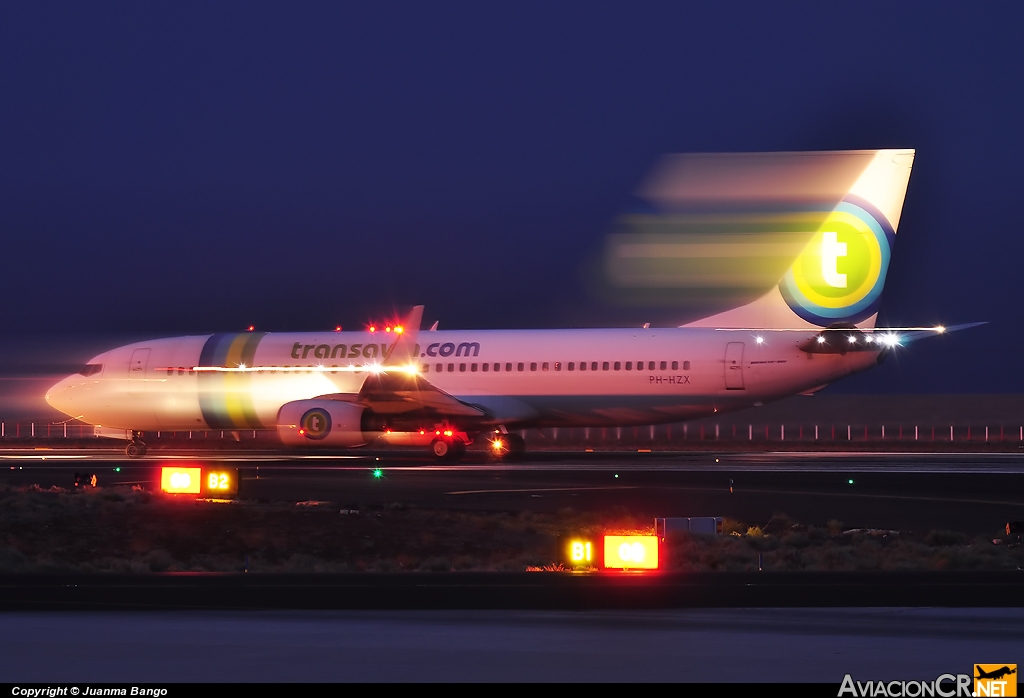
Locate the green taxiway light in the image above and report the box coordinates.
[848,479,854,485]
[373,468,384,479]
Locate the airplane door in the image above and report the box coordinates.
[129,349,151,382]
[725,342,745,390]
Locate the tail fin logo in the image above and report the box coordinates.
[779,196,895,326]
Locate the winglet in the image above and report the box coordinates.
[384,305,424,364]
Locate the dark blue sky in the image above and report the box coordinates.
[1,2,1020,394]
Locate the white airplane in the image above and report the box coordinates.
[45,149,955,459]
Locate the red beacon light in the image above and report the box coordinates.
[247,325,255,332]
[335,326,342,332]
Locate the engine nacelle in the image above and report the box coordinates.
[277,399,368,447]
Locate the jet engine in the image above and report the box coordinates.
[277,399,368,447]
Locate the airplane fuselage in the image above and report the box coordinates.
[46,327,881,433]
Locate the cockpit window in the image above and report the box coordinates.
[79,364,103,377]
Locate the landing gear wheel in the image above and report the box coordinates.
[431,438,450,460]
[505,433,526,461]
[430,438,465,462]
[491,433,525,461]
[126,441,147,458]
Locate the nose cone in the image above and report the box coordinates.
[46,375,78,419]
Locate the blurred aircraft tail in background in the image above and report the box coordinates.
[603,149,915,330]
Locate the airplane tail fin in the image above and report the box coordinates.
[672,149,915,329]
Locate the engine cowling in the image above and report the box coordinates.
[277,399,368,447]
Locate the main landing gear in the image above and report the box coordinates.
[126,434,147,458]
[430,437,466,462]
[489,432,525,461]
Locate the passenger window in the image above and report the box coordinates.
[591,362,598,371]
[554,362,561,371]
[683,361,690,370]
[422,364,429,373]
[530,362,537,371]
[495,363,501,372]
[471,363,477,372]
[580,362,586,371]
[506,363,512,372]
[482,363,489,372]
[660,361,667,370]
[542,362,549,371]
[166,368,173,375]
[648,361,656,370]
[638,360,644,369]
[459,363,466,372]
[436,363,443,372]
[568,362,575,371]
[448,363,455,372]
[517,362,525,372]
[625,361,632,370]
[614,362,620,371]
[602,362,609,370]
[671,361,678,370]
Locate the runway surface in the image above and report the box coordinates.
[2,448,1023,534]
[1,607,1018,682]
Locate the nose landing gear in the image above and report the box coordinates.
[126,434,147,458]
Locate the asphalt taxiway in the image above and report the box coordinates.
[3,448,1024,534]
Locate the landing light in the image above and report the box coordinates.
[755,336,764,344]
[936,325,946,334]
[395,326,404,334]
[492,438,504,451]
[817,336,826,344]
[385,326,392,333]
[848,336,857,343]
[369,326,377,333]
